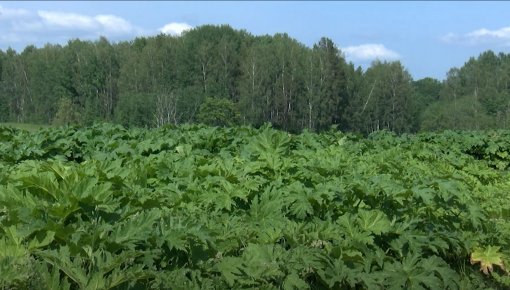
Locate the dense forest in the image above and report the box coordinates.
[1,24,510,133]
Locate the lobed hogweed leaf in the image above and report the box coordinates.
[470,246,506,275]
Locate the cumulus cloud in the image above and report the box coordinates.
[95,15,135,34]
[0,6,143,50]
[0,5,30,19]
[38,11,98,30]
[159,22,193,36]
[37,11,136,35]
[442,26,510,46]
[342,44,400,61]
[440,32,457,43]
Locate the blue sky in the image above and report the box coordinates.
[1,1,510,80]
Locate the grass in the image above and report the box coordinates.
[0,122,51,132]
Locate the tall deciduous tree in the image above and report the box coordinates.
[0,50,7,121]
[351,61,414,134]
[410,77,442,131]
[313,37,349,131]
[1,48,27,122]
[238,36,270,126]
[436,50,510,130]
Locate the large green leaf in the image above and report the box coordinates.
[470,246,506,275]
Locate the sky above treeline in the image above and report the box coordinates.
[1,1,510,80]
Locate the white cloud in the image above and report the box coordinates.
[440,32,457,43]
[95,15,134,34]
[159,22,193,36]
[342,44,400,61]
[0,7,145,49]
[37,11,136,35]
[442,26,510,46]
[38,11,98,30]
[0,5,30,20]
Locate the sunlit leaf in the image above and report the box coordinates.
[470,246,506,275]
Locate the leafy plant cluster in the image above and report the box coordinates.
[0,123,509,289]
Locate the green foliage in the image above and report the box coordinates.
[420,96,495,131]
[0,123,509,289]
[3,25,510,133]
[435,50,510,131]
[114,93,155,128]
[411,77,442,131]
[349,60,414,134]
[470,246,506,275]
[196,97,240,127]
[53,97,82,126]
[0,122,50,131]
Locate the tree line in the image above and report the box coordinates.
[1,24,509,134]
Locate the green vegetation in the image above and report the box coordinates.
[0,122,50,131]
[197,97,240,127]
[1,123,509,289]
[52,97,82,126]
[1,23,510,289]
[2,25,510,133]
